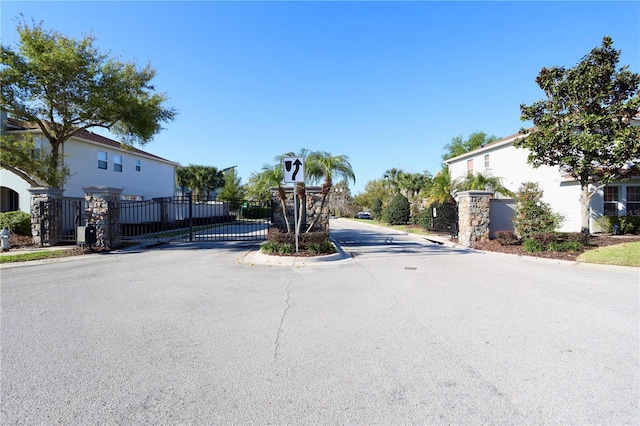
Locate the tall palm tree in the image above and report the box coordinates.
[383,168,403,194]
[305,151,356,232]
[256,164,291,233]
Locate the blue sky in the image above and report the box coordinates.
[2,1,639,194]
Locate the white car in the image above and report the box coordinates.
[357,211,371,219]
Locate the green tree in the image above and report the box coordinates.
[304,150,355,232]
[217,168,245,210]
[441,132,499,162]
[512,182,564,239]
[514,36,640,234]
[0,19,176,187]
[353,178,391,211]
[384,194,411,225]
[176,165,225,201]
[0,132,69,187]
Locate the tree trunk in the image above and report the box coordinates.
[580,183,590,235]
[276,187,291,233]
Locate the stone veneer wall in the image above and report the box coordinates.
[84,187,123,249]
[270,186,329,232]
[457,190,492,247]
[28,187,64,246]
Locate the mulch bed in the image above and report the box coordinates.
[473,235,640,261]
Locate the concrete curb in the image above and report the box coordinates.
[239,237,353,267]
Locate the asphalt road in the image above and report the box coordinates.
[1,218,638,424]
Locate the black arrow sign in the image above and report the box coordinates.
[291,159,302,181]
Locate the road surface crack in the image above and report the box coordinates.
[274,279,292,362]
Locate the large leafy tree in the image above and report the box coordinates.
[514,36,640,234]
[441,132,499,162]
[176,165,225,201]
[0,19,176,187]
[304,150,355,232]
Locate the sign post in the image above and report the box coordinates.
[283,157,305,253]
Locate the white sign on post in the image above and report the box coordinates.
[283,157,304,183]
[283,157,304,253]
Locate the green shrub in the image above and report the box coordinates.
[415,207,432,230]
[278,243,294,254]
[383,194,411,225]
[523,239,543,253]
[242,206,270,219]
[260,240,280,254]
[512,182,564,239]
[494,230,520,245]
[308,240,335,255]
[0,211,31,235]
[595,215,640,235]
[547,241,582,252]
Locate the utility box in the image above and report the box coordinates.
[77,225,97,246]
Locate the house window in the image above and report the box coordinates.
[135,159,141,172]
[484,154,490,169]
[626,186,640,216]
[34,137,44,159]
[603,186,619,216]
[98,151,108,170]
[467,159,474,175]
[114,155,123,172]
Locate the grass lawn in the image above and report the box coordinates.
[577,241,640,267]
[0,250,75,264]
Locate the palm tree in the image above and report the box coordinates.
[305,151,356,232]
[426,166,456,205]
[256,164,291,233]
[383,168,403,194]
[457,172,515,198]
[175,165,225,201]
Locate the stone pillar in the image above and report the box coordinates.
[269,186,328,232]
[84,186,123,249]
[28,187,65,246]
[457,190,492,247]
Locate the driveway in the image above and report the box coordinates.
[1,219,638,424]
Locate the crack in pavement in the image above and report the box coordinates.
[273,279,292,362]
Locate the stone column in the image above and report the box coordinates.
[84,186,123,249]
[269,186,328,232]
[28,187,65,246]
[457,190,492,247]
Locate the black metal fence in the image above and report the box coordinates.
[40,198,85,246]
[119,194,272,242]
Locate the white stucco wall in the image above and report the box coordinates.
[62,138,177,200]
[0,168,32,213]
[447,137,583,233]
[1,131,177,212]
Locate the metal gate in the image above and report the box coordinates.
[40,198,85,246]
[120,194,272,243]
[430,202,458,237]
